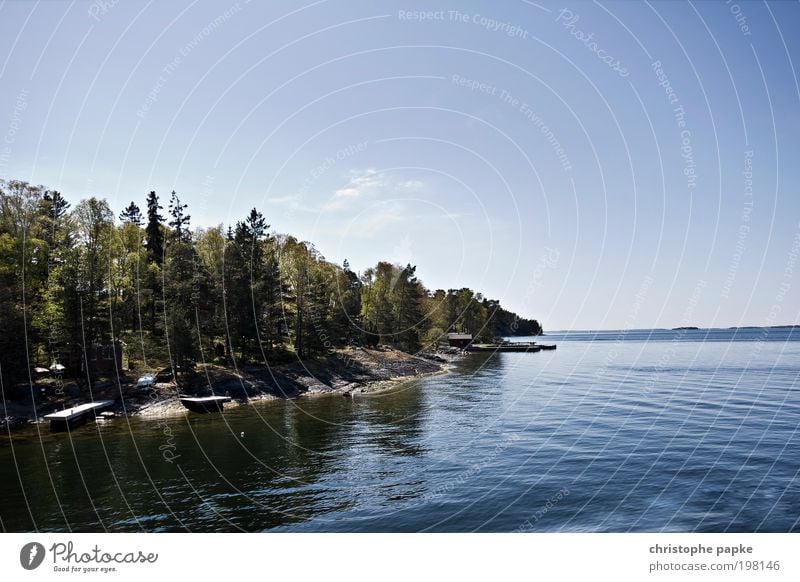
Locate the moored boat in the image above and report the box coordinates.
[179,396,231,413]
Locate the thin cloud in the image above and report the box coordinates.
[322,168,421,213]
[334,187,360,198]
[397,180,424,191]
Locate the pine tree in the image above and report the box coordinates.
[39,190,70,248]
[332,259,361,345]
[35,190,75,366]
[226,208,283,358]
[2,177,547,389]
[145,191,164,265]
[168,191,191,241]
[163,233,202,382]
[223,231,250,360]
[119,201,143,226]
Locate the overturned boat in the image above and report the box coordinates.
[179,396,231,413]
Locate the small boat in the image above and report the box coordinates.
[136,373,156,389]
[537,344,557,350]
[179,396,231,413]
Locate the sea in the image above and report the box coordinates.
[2,327,799,532]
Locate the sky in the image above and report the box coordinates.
[1,0,799,331]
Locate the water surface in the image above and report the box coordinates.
[2,328,799,532]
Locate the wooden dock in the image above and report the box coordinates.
[467,342,557,353]
[179,396,231,413]
[44,400,115,431]
[468,343,541,353]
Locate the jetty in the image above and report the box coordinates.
[467,342,557,353]
[468,343,541,353]
[448,333,556,353]
[43,400,115,431]
[179,396,231,413]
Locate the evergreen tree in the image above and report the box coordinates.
[261,234,284,351]
[163,235,203,382]
[119,201,143,226]
[143,191,166,333]
[37,190,75,366]
[168,191,191,242]
[145,191,164,265]
[331,259,362,345]
[223,208,284,358]
[195,226,228,359]
[0,177,545,391]
[222,230,250,360]
[40,190,71,249]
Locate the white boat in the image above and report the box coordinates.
[136,373,156,389]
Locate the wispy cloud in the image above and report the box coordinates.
[347,167,382,186]
[334,187,360,198]
[322,169,424,212]
[397,179,424,191]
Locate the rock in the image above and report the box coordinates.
[1,416,29,430]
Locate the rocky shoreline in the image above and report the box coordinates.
[1,347,462,430]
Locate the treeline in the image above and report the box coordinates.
[0,179,541,384]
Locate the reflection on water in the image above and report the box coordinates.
[2,329,800,532]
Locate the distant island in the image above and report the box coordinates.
[731,325,800,330]
[0,179,542,426]
[669,325,800,331]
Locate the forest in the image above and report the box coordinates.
[0,179,542,386]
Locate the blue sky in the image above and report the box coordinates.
[1,0,799,330]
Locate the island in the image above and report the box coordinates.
[0,180,543,430]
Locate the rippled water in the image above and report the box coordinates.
[2,328,799,532]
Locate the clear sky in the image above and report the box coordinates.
[1,0,799,331]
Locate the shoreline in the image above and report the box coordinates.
[1,347,462,430]
[340,363,451,397]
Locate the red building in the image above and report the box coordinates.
[447,333,473,349]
